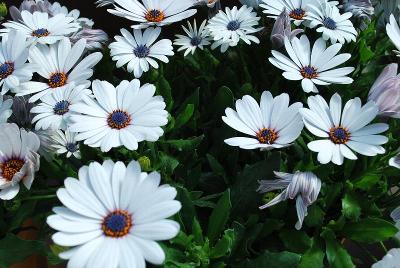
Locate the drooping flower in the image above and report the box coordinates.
[69,79,168,152]
[0,123,40,200]
[69,28,109,50]
[9,0,53,21]
[222,91,303,150]
[386,14,400,57]
[51,129,81,159]
[8,96,34,128]
[107,0,197,29]
[0,95,12,123]
[372,248,400,268]
[341,0,374,30]
[374,0,400,29]
[30,84,91,131]
[300,93,388,165]
[258,171,321,230]
[174,20,211,56]
[207,5,262,53]
[270,10,304,49]
[0,11,80,45]
[306,1,357,44]
[17,38,102,102]
[109,27,173,78]
[368,63,400,118]
[0,31,34,95]
[269,35,354,93]
[47,160,181,267]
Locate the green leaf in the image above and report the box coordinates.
[341,217,398,243]
[158,152,179,177]
[192,217,204,244]
[206,154,226,178]
[208,86,234,115]
[176,186,197,232]
[210,229,236,259]
[207,189,232,244]
[235,251,301,268]
[164,135,204,151]
[359,40,375,63]
[8,200,37,231]
[341,193,361,220]
[156,75,173,111]
[299,239,325,268]
[279,229,312,253]
[175,104,194,129]
[322,229,355,268]
[352,173,380,191]
[0,233,45,267]
[304,204,325,227]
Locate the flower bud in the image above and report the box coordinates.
[138,156,151,171]
[271,10,303,49]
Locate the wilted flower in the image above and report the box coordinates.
[69,28,109,50]
[341,0,374,29]
[9,0,52,21]
[270,10,304,49]
[374,0,400,29]
[258,171,321,230]
[8,95,34,128]
[368,63,400,118]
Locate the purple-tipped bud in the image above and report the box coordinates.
[368,64,400,118]
[271,10,303,49]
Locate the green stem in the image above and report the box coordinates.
[21,194,57,201]
[379,242,388,253]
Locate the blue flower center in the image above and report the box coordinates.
[323,17,337,30]
[134,45,150,58]
[53,100,70,115]
[102,210,132,238]
[256,128,278,144]
[329,127,350,144]
[48,72,68,88]
[289,8,305,20]
[66,142,78,153]
[32,28,50,37]
[107,110,131,129]
[190,36,202,46]
[300,66,318,79]
[0,62,14,79]
[227,20,241,31]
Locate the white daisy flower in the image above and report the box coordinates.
[47,159,181,267]
[0,11,80,45]
[386,14,400,57]
[372,248,400,268]
[269,35,354,93]
[107,0,197,29]
[300,93,389,165]
[207,6,262,53]
[306,1,357,44]
[30,84,91,131]
[51,129,81,159]
[17,38,102,102]
[69,79,168,152]
[0,31,34,95]
[174,20,211,56]
[109,27,173,78]
[0,123,40,200]
[222,91,304,150]
[0,95,12,123]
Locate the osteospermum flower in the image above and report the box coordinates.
[0,31,34,95]
[306,1,357,44]
[372,248,400,268]
[174,20,211,56]
[18,38,102,102]
[207,5,261,53]
[69,79,168,152]
[269,35,354,93]
[47,160,181,267]
[261,0,310,26]
[0,11,80,45]
[0,95,12,123]
[0,123,40,200]
[386,14,400,57]
[341,0,374,30]
[300,93,388,165]
[30,84,91,131]
[109,27,173,78]
[222,91,304,150]
[107,0,197,29]
[258,171,321,230]
[51,129,81,159]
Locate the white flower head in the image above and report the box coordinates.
[69,79,168,152]
[0,11,80,45]
[30,83,91,131]
[269,35,354,93]
[300,93,389,165]
[0,31,34,95]
[386,14,400,57]
[18,38,102,102]
[0,123,40,200]
[306,1,357,44]
[222,91,304,150]
[174,20,211,56]
[207,6,261,53]
[258,171,321,230]
[109,27,173,78]
[107,0,197,29]
[51,129,81,159]
[47,159,181,267]
[372,248,400,268]
[0,95,12,123]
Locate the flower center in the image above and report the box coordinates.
[53,100,70,115]
[0,159,25,181]
[133,45,150,58]
[256,128,278,144]
[289,8,305,20]
[48,72,68,88]
[107,110,131,129]
[66,142,78,153]
[190,36,202,46]
[32,28,50,37]
[300,66,318,79]
[227,20,241,31]
[323,17,337,30]
[0,62,14,79]
[102,210,132,238]
[329,127,350,144]
[145,9,165,22]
